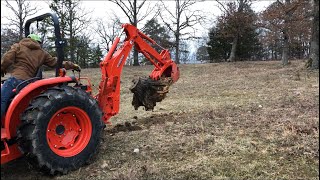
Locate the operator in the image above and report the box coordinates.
[1,34,81,119]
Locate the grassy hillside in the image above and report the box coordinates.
[1,60,319,180]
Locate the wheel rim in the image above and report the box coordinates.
[47,106,92,157]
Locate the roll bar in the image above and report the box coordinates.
[24,12,65,77]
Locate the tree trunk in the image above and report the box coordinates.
[282,0,291,66]
[282,32,289,65]
[175,36,180,64]
[18,0,23,40]
[69,8,75,63]
[133,49,139,66]
[275,44,279,60]
[132,0,139,66]
[228,0,245,62]
[174,0,180,64]
[310,0,319,69]
[228,35,238,62]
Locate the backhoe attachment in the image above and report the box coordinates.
[97,24,179,123]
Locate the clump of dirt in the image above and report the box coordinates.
[130,77,173,111]
[105,113,176,134]
[106,122,143,134]
[138,113,176,128]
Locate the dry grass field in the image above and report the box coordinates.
[1,60,319,180]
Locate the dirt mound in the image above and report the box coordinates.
[106,122,143,134]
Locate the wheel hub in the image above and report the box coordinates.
[46,106,92,157]
[55,125,65,135]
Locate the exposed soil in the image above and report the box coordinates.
[1,60,319,180]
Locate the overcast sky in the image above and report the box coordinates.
[1,0,274,29]
[1,0,274,54]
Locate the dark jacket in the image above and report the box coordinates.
[1,38,76,80]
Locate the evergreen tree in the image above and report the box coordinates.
[236,27,263,61]
[207,26,232,62]
[141,19,173,64]
[75,35,91,68]
[143,19,173,52]
[90,45,103,68]
[207,2,262,62]
[196,45,209,63]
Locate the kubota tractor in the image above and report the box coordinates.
[1,12,179,175]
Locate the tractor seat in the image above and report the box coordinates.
[14,67,43,94]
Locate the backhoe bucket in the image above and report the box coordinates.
[130,77,173,111]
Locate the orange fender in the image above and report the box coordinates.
[3,76,75,139]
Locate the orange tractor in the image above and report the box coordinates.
[1,13,179,174]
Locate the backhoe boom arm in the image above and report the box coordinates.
[96,24,179,123]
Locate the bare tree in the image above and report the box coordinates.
[261,0,310,66]
[1,28,20,57]
[94,14,122,52]
[109,0,160,66]
[281,0,293,66]
[309,0,319,69]
[49,0,92,63]
[159,0,204,64]
[3,0,39,40]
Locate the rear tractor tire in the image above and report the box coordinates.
[17,85,104,175]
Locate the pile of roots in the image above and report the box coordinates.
[130,77,173,111]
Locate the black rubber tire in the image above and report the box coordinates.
[17,85,104,175]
